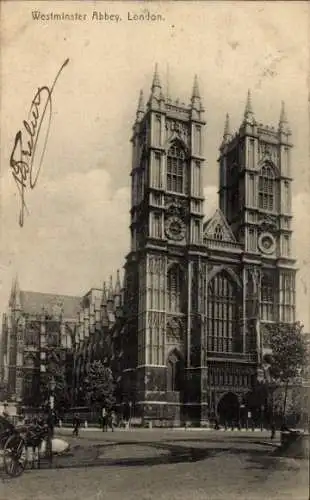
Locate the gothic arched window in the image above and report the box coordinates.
[207,271,240,353]
[258,165,276,212]
[213,224,224,241]
[167,350,183,392]
[167,264,184,313]
[261,272,275,321]
[167,142,187,194]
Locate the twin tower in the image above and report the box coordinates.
[120,65,295,425]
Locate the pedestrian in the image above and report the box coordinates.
[270,420,276,440]
[72,413,80,437]
[108,410,115,432]
[101,407,107,432]
[214,416,220,430]
[46,408,55,438]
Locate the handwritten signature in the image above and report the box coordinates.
[10,58,69,227]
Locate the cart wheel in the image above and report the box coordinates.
[3,434,27,477]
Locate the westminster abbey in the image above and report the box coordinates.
[1,67,296,426]
[121,66,296,425]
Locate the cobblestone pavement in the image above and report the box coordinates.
[0,429,308,500]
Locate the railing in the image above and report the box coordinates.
[204,238,242,251]
[208,351,257,362]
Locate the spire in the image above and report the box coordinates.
[114,270,122,309]
[9,274,21,310]
[136,90,145,122]
[279,100,289,132]
[9,279,15,308]
[166,63,170,100]
[101,282,107,306]
[151,63,161,92]
[223,113,232,143]
[101,285,109,326]
[114,270,121,295]
[192,74,200,100]
[244,89,255,123]
[190,74,202,112]
[245,89,253,115]
[107,275,113,301]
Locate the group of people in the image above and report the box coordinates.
[101,407,116,432]
[211,414,277,439]
[72,407,116,436]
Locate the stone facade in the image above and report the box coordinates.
[118,68,296,425]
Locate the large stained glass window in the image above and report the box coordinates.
[207,271,240,353]
[258,165,276,212]
[167,142,188,194]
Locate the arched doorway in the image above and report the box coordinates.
[217,392,239,425]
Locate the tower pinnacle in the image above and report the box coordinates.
[190,74,202,113]
[223,113,232,143]
[136,90,145,122]
[114,269,121,295]
[192,74,200,100]
[107,276,113,301]
[9,274,21,310]
[101,282,107,306]
[243,89,255,124]
[279,100,289,131]
[151,63,161,92]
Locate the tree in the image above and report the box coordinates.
[83,361,115,410]
[267,321,308,420]
[39,356,70,412]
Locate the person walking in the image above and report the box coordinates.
[101,407,107,432]
[72,413,80,437]
[270,420,276,440]
[110,410,116,432]
[214,416,220,430]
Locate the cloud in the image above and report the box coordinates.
[1,173,309,331]
[203,186,218,219]
[0,168,130,315]
[0,2,309,331]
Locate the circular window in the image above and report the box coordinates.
[165,217,185,241]
[258,233,276,255]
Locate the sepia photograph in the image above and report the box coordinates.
[0,1,309,499]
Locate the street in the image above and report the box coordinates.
[0,428,308,500]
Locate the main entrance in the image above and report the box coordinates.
[217,392,239,425]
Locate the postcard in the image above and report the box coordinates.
[0,2,309,499]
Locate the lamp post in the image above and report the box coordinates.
[45,375,56,464]
[129,401,132,428]
[240,404,245,429]
[49,376,56,411]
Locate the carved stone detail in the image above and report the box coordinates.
[258,141,279,165]
[148,255,166,274]
[165,120,189,145]
[165,196,188,220]
[166,316,184,343]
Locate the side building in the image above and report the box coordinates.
[72,272,125,406]
[0,273,125,410]
[0,278,80,407]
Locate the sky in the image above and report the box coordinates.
[1,1,309,329]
